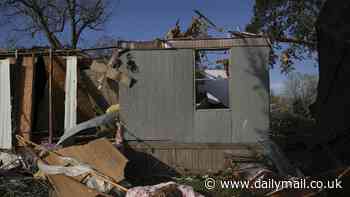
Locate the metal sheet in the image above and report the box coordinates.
[120,49,194,142]
[0,59,12,149]
[64,56,77,131]
[194,110,232,143]
[118,38,270,50]
[167,37,270,49]
[119,45,270,144]
[230,46,270,143]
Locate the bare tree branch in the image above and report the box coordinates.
[0,0,113,48]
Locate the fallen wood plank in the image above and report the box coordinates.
[18,136,112,197]
[45,138,128,183]
[48,173,112,197]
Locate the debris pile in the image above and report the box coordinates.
[3,133,205,197]
[0,175,50,197]
[15,136,123,196]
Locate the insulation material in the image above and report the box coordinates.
[37,158,113,193]
[64,56,77,131]
[0,59,12,149]
[37,158,92,177]
[48,174,111,197]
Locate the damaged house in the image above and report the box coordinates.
[119,38,271,173]
[0,37,270,174]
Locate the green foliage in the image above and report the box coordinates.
[270,72,318,136]
[283,72,318,117]
[247,0,326,73]
[270,110,316,136]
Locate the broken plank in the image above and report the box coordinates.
[48,173,111,197]
[45,138,128,183]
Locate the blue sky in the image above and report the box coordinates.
[0,0,318,93]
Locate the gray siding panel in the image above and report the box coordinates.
[230,46,270,143]
[194,110,232,143]
[0,59,12,149]
[119,43,270,144]
[120,49,194,142]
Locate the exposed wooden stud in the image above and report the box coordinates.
[48,49,53,144]
[17,56,36,143]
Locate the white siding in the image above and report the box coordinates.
[0,59,12,149]
[64,56,77,131]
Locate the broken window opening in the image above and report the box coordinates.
[195,49,230,110]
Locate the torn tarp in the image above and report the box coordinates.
[57,112,118,145]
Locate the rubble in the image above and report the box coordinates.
[0,175,50,197]
[17,135,129,197]
[126,182,204,197]
[12,131,205,197]
[0,151,23,170]
[9,134,206,197]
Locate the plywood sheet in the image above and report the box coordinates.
[48,174,111,197]
[45,138,128,182]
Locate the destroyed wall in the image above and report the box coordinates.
[119,38,270,144]
[1,51,122,146]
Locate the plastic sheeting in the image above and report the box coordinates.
[57,112,117,145]
[37,157,92,177]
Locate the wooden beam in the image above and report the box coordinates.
[17,56,35,142]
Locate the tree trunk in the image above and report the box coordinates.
[313,0,350,144]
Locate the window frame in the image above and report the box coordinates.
[193,49,231,111]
